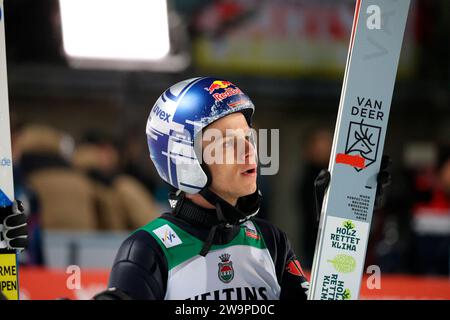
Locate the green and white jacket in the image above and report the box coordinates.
[109,200,309,300]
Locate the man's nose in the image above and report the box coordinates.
[241,138,257,164]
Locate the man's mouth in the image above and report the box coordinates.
[241,166,257,176]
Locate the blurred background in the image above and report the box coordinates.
[2,0,449,299]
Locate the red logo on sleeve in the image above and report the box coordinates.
[286,259,306,277]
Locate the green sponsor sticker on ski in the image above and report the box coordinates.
[343,220,355,230]
[342,289,352,300]
[328,254,356,273]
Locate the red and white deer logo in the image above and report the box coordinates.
[336,120,381,171]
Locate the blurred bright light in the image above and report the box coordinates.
[59,0,170,61]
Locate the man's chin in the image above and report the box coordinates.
[241,183,257,197]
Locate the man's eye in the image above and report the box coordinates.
[245,131,254,141]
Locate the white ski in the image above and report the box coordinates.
[0,0,19,300]
[308,0,410,300]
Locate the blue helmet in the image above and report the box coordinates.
[146,77,256,194]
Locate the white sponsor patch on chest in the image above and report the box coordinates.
[152,224,182,248]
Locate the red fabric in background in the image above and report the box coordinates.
[17,267,450,300]
[358,274,450,300]
[18,267,108,300]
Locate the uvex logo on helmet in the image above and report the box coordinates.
[152,104,172,123]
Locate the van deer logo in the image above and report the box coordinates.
[336,120,381,171]
[218,253,234,283]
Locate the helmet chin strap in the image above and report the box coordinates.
[198,187,261,226]
[197,187,261,257]
[168,186,262,257]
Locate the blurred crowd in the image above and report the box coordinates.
[297,129,450,276]
[11,123,170,265]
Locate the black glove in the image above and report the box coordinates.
[0,200,28,252]
[93,287,132,300]
[314,155,392,222]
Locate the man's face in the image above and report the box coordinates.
[201,112,257,205]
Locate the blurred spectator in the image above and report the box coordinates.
[72,143,124,230]
[410,144,450,275]
[119,128,172,206]
[297,128,332,268]
[15,125,99,230]
[371,155,425,274]
[73,132,160,230]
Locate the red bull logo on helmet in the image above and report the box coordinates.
[205,80,243,102]
[206,80,233,94]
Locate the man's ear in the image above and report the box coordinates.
[194,129,214,188]
[201,162,213,188]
